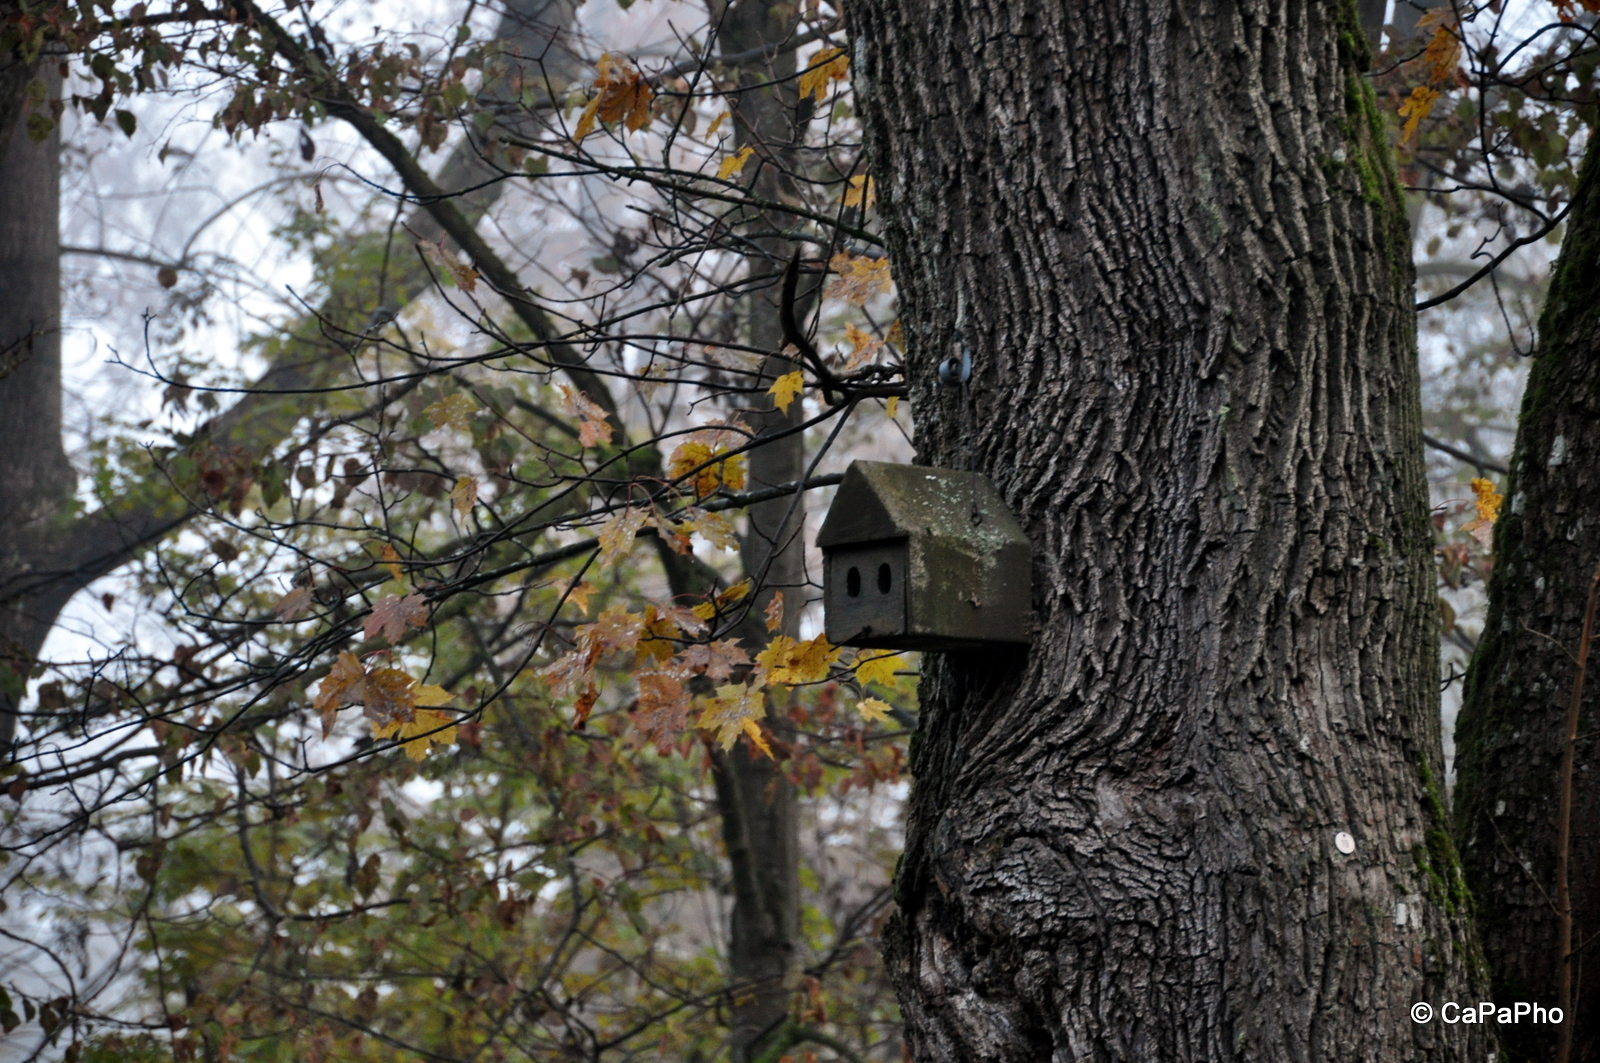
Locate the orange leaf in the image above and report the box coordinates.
[826,253,892,307]
[798,47,848,103]
[1398,86,1441,142]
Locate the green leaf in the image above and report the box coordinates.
[26,113,53,142]
[115,109,137,137]
[455,23,471,43]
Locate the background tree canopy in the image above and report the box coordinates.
[1,0,1597,1060]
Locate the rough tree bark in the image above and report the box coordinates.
[1452,145,1600,1063]
[849,2,1490,1059]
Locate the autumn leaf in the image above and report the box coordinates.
[853,651,904,689]
[1419,18,1462,86]
[573,53,654,141]
[797,47,848,103]
[557,384,613,447]
[855,697,892,725]
[757,633,841,687]
[843,322,885,370]
[313,651,368,733]
[372,707,458,761]
[682,509,739,551]
[706,111,729,138]
[362,667,421,726]
[1398,85,1442,142]
[886,396,900,419]
[414,684,453,707]
[1463,476,1504,546]
[682,639,751,682]
[379,542,404,583]
[417,241,479,293]
[767,371,804,414]
[365,593,428,643]
[668,440,746,498]
[697,683,770,755]
[424,393,476,431]
[596,507,649,568]
[449,475,478,520]
[764,592,784,632]
[272,586,312,622]
[826,253,892,307]
[717,145,754,181]
[842,174,875,210]
[1470,477,1504,523]
[555,576,596,614]
[632,665,692,753]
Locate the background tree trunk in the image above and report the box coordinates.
[849,1,1490,1058]
[1452,145,1600,1063]
[0,61,71,750]
[711,4,807,1057]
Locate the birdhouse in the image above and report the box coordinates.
[816,461,1032,650]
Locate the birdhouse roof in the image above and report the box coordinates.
[815,461,1029,550]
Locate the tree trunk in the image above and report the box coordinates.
[1452,145,1600,1063]
[0,61,70,752]
[849,2,1490,1059]
[715,4,807,1058]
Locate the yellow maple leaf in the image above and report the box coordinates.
[372,707,458,761]
[379,543,404,583]
[826,253,892,308]
[706,111,729,138]
[669,440,745,498]
[768,371,804,414]
[424,393,476,431]
[842,174,875,209]
[697,684,771,756]
[759,634,841,686]
[450,475,478,520]
[717,145,755,181]
[886,396,899,419]
[1470,477,1503,523]
[1398,85,1441,142]
[556,577,596,614]
[797,46,848,103]
[853,651,904,689]
[856,697,892,725]
[1463,477,1504,546]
